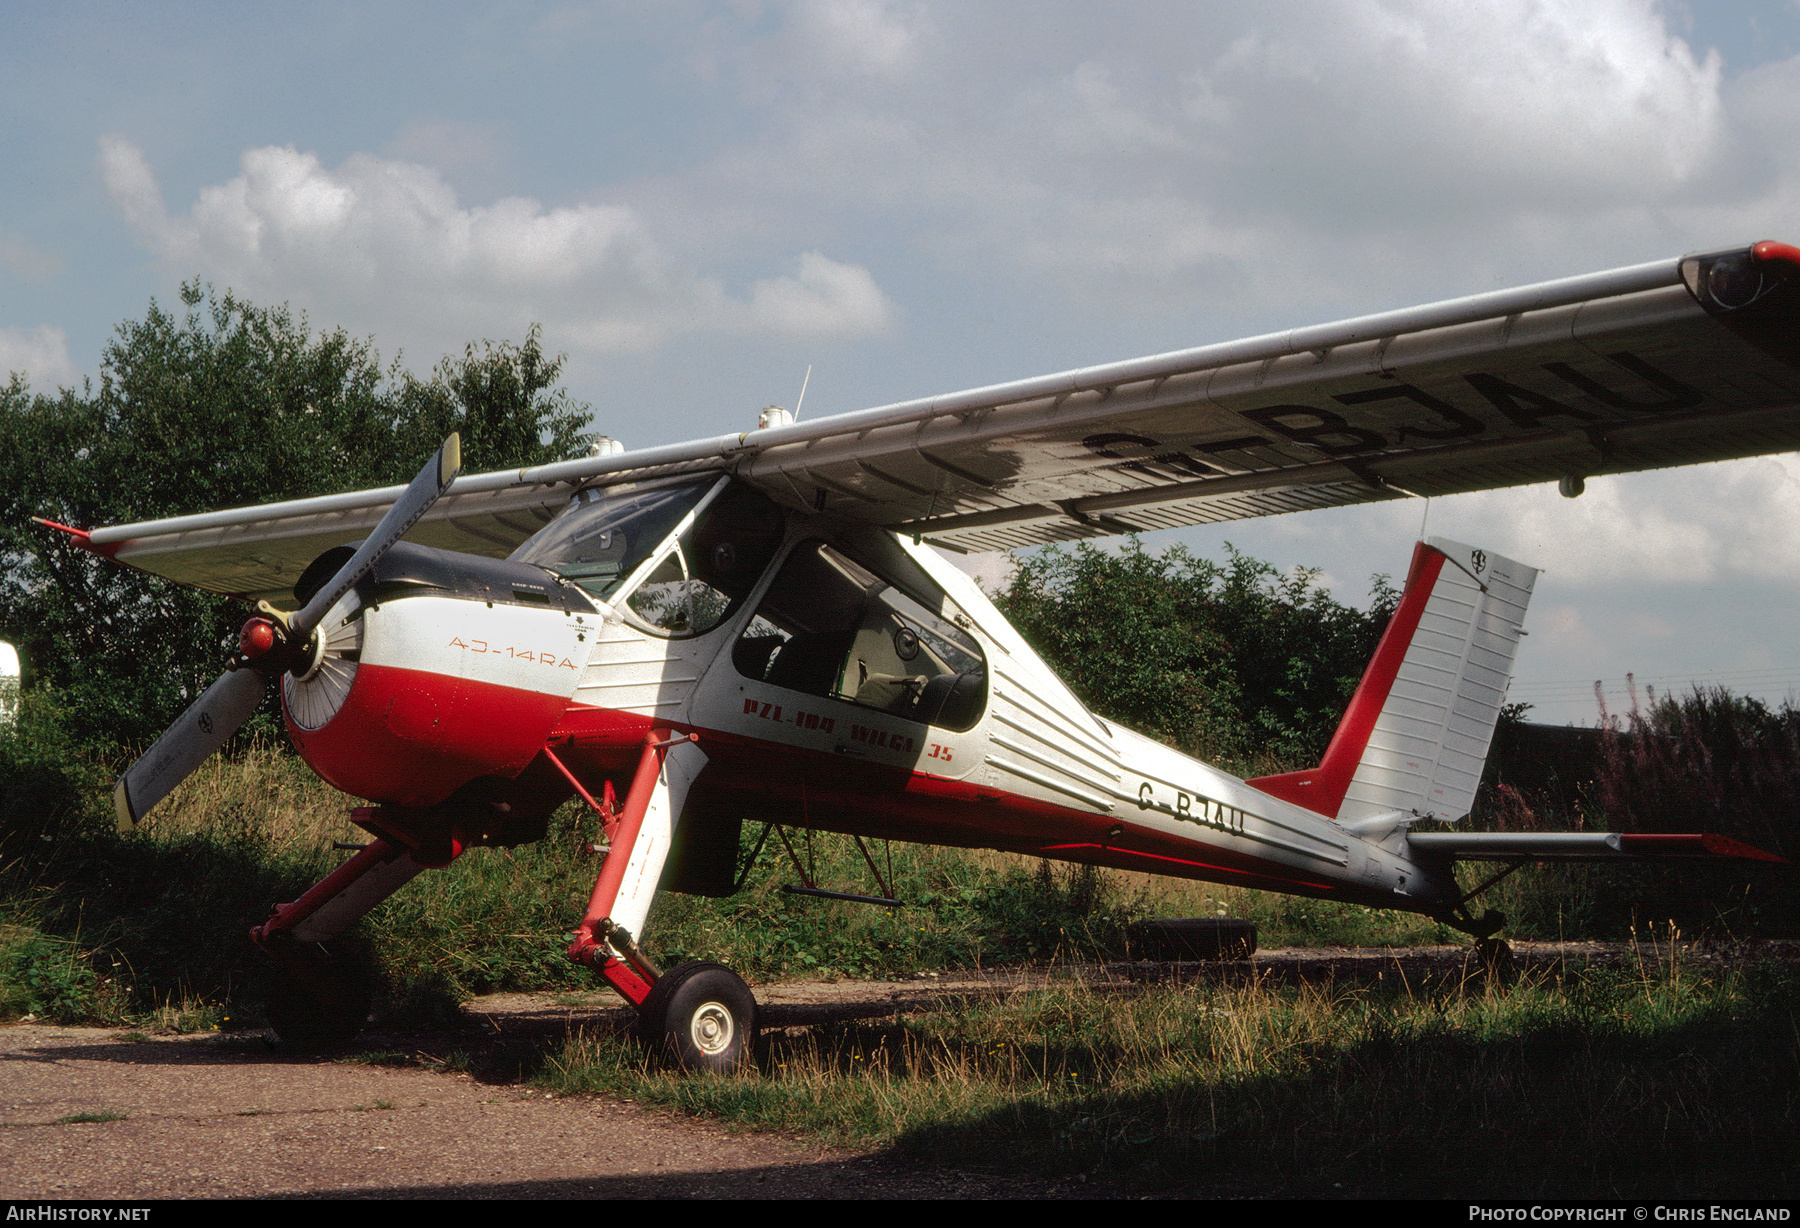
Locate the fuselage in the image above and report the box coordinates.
[279,472,1463,920]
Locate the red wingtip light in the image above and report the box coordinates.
[1752,241,1800,278]
[239,617,278,660]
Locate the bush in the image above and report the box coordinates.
[1466,686,1800,938]
[0,287,591,754]
[994,539,1395,769]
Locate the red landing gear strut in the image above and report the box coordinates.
[560,728,757,1072]
[247,835,423,1045]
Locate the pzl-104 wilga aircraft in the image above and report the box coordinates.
[42,240,1797,1069]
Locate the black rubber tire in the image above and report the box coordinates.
[261,941,373,1047]
[636,961,756,1073]
[1473,937,1516,985]
[1129,917,1258,961]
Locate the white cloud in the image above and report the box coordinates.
[98,135,893,358]
[1375,456,1800,589]
[667,0,1759,323]
[748,250,890,336]
[0,325,78,389]
[385,119,512,197]
[97,135,167,241]
[1193,1,1726,201]
[939,547,1014,594]
[791,0,926,81]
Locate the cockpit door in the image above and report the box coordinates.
[691,526,990,782]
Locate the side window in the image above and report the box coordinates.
[623,481,785,637]
[733,541,987,731]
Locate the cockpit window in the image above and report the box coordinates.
[510,475,716,601]
[733,540,987,731]
[621,481,785,637]
[512,474,785,638]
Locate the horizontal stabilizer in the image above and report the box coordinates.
[1408,831,1787,864]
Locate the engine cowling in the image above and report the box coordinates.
[281,544,595,808]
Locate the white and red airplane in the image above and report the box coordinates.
[44,240,1797,1068]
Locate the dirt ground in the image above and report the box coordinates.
[0,941,1778,1201]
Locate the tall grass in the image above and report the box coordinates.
[0,720,1162,1024]
[1,737,350,1025]
[1469,687,1800,939]
[540,945,1800,1198]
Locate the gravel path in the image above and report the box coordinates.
[0,968,1100,1200]
[0,1020,1057,1199]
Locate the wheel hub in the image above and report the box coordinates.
[690,1001,735,1055]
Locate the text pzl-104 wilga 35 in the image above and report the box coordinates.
[45,241,1798,1069]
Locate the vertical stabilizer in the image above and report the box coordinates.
[1248,538,1536,825]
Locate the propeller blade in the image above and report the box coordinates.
[291,432,462,638]
[114,667,266,828]
[113,434,461,827]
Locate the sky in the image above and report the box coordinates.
[6,0,1800,726]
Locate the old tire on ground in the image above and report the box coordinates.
[1129,918,1257,961]
[261,940,374,1047]
[637,961,757,1073]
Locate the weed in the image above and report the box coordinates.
[144,996,229,1034]
[537,948,1800,1198]
[55,1111,126,1125]
[437,1050,474,1074]
[4,701,1793,1034]
[644,838,1151,980]
[343,1050,412,1068]
[0,924,127,1024]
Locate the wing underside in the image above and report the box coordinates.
[67,242,1800,602]
[748,245,1800,553]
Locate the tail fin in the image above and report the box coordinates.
[1248,538,1536,826]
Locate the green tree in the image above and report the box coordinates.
[0,284,592,752]
[388,324,589,472]
[994,540,1397,771]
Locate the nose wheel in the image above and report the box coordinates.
[260,937,373,1047]
[636,961,756,1073]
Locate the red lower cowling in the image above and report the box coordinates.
[286,661,571,808]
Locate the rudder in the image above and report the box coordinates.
[1248,538,1536,826]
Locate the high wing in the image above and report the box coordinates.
[63,240,1800,602]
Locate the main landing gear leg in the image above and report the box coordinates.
[565,731,756,1072]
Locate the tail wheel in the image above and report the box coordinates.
[636,961,756,1073]
[261,939,373,1047]
[1474,937,1516,985]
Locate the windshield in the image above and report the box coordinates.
[510,475,718,600]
